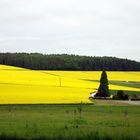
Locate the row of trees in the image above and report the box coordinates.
[0,53,140,71]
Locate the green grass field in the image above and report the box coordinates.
[0,104,139,140]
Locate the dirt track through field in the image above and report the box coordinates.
[116,101,140,105]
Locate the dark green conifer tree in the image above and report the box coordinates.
[97,70,110,97]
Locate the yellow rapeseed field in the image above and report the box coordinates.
[0,65,140,104]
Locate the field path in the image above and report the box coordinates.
[116,100,140,105]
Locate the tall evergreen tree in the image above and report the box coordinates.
[96,70,110,97]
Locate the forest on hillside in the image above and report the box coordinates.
[0,53,140,71]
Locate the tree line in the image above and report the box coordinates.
[0,53,140,71]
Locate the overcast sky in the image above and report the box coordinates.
[0,0,140,61]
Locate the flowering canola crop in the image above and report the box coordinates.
[0,65,140,104]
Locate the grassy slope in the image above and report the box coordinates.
[109,81,140,89]
[0,105,139,139]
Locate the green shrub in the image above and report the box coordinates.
[113,90,129,100]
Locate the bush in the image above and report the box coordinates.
[113,90,129,100]
[131,94,140,101]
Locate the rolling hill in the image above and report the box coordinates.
[0,65,140,104]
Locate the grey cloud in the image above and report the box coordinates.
[0,0,140,61]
